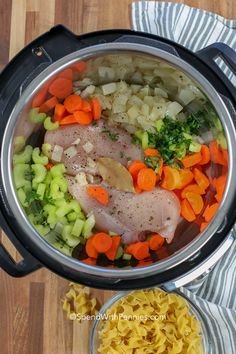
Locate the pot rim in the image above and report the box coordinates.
[1,41,236,279]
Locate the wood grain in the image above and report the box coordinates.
[0,0,235,353]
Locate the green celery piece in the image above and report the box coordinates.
[52,176,68,193]
[122,253,132,261]
[115,246,124,260]
[82,214,96,238]
[66,235,80,248]
[55,202,72,218]
[61,224,73,240]
[68,199,81,214]
[34,224,50,237]
[42,143,52,158]
[32,147,48,165]
[29,107,46,123]
[13,145,33,164]
[52,241,72,256]
[176,144,186,159]
[14,136,26,153]
[17,188,29,208]
[71,219,85,237]
[141,131,149,149]
[44,117,59,131]
[217,133,227,150]
[36,183,46,200]
[189,141,201,153]
[67,211,78,222]
[44,171,52,185]
[13,164,31,189]
[50,164,66,178]
[156,119,164,132]
[49,181,65,200]
[134,130,143,141]
[31,164,47,189]
[109,231,117,236]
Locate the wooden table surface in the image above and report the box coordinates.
[0,1,235,353]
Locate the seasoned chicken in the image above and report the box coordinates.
[67,176,181,244]
[44,120,142,176]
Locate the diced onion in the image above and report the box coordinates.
[178,88,195,106]
[101,82,117,95]
[165,101,183,117]
[52,145,63,162]
[72,138,81,145]
[82,142,94,153]
[75,172,88,186]
[64,146,77,159]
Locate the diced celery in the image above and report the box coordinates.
[78,236,86,245]
[68,199,81,213]
[123,253,132,261]
[176,144,186,159]
[42,143,52,158]
[61,224,73,240]
[13,164,31,189]
[44,171,52,185]
[217,133,227,150]
[52,176,68,193]
[141,131,149,149]
[55,202,72,218]
[156,119,164,132]
[36,183,46,200]
[67,211,78,222]
[71,219,85,237]
[183,132,192,140]
[109,231,117,236]
[13,145,33,164]
[43,204,57,228]
[17,188,29,207]
[14,136,26,153]
[189,141,201,153]
[32,147,48,165]
[49,181,64,199]
[29,107,46,123]
[66,235,80,247]
[31,164,47,189]
[34,224,50,237]
[82,214,96,238]
[115,246,124,260]
[52,241,72,256]
[134,130,143,141]
[44,117,59,131]
[50,164,66,178]
[212,116,223,132]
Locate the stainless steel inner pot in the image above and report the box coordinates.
[2,42,236,282]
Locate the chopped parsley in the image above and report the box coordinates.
[144,155,161,173]
[102,129,119,142]
[25,190,40,204]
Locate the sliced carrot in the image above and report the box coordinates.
[128,160,146,181]
[85,236,98,259]
[203,203,219,222]
[64,94,82,113]
[73,61,87,73]
[59,114,77,125]
[74,111,93,125]
[39,96,58,113]
[126,243,136,255]
[137,168,157,191]
[209,140,227,166]
[105,236,121,261]
[81,99,92,112]
[136,260,153,267]
[91,97,101,120]
[144,148,159,157]
[161,166,181,190]
[156,158,163,177]
[54,103,66,122]
[214,175,227,203]
[59,68,73,81]
[200,222,209,232]
[86,185,109,205]
[131,241,150,261]
[82,258,96,265]
[199,145,210,165]
[92,232,112,253]
[222,149,228,165]
[32,86,48,108]
[149,234,165,251]
[134,182,142,193]
[181,152,202,168]
[181,199,196,222]
[178,168,194,189]
[48,78,72,99]
[181,183,205,199]
[45,162,54,171]
[193,168,210,191]
[185,192,204,215]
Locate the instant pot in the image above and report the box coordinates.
[0,25,236,290]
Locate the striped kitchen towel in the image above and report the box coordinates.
[131,2,236,354]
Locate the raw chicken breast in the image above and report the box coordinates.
[67,177,181,244]
[44,120,142,176]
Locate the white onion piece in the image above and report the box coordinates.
[178,88,195,105]
[52,145,63,162]
[75,172,88,186]
[98,66,116,81]
[201,130,214,143]
[64,146,77,159]
[101,82,117,95]
[82,141,94,153]
[72,138,81,145]
[165,101,183,117]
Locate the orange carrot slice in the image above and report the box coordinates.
[59,68,73,81]
[39,96,58,113]
[185,192,204,215]
[149,234,165,251]
[181,152,202,168]
[178,168,194,189]
[74,111,93,125]
[161,166,181,190]
[85,236,98,258]
[91,97,101,120]
[86,186,109,205]
[64,94,82,113]
[131,242,150,261]
[193,168,210,191]
[137,168,157,191]
[81,99,92,112]
[144,148,159,157]
[73,61,87,73]
[54,103,66,122]
[105,236,121,261]
[200,222,209,232]
[128,160,146,181]
[59,115,77,125]
[181,199,196,222]
[203,203,219,222]
[32,86,48,108]
[209,140,227,166]
[199,145,210,165]
[48,78,72,99]
[181,183,205,199]
[92,233,112,253]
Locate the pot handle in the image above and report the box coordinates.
[0,211,42,277]
[196,43,236,100]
